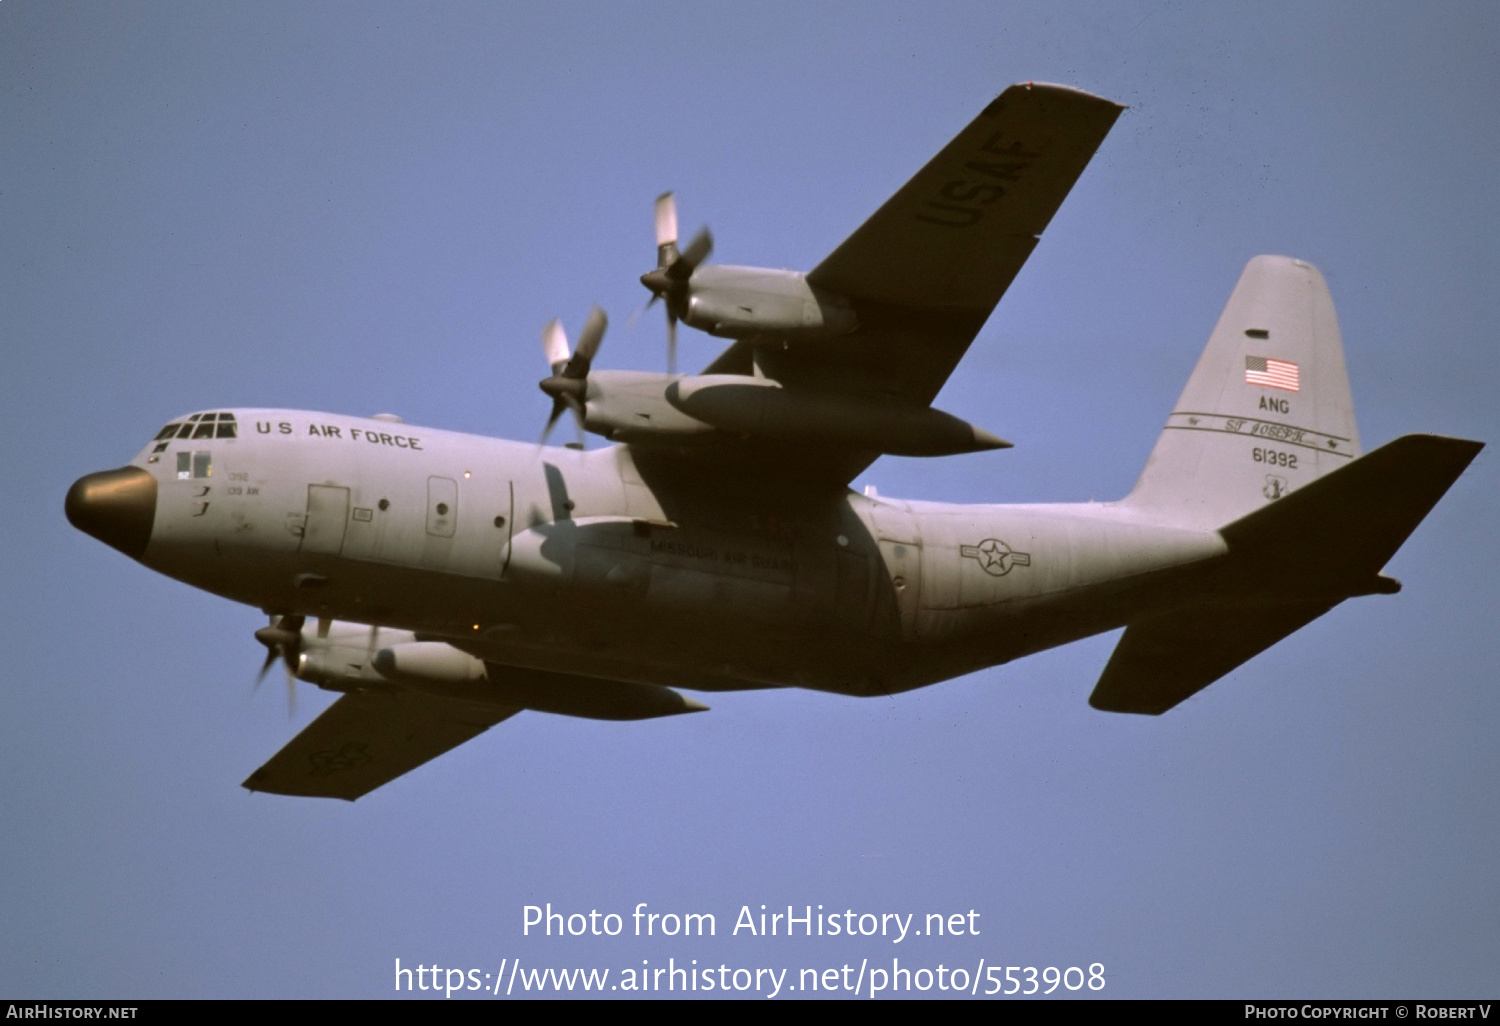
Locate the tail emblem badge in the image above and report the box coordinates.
[961,538,1032,577]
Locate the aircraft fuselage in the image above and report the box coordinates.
[82,408,1227,700]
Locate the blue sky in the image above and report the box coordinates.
[3,1,1497,998]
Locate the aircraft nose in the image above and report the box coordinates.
[65,466,157,559]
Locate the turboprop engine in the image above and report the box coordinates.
[254,619,706,721]
[673,265,858,341]
[638,193,857,372]
[574,369,1008,456]
[372,642,707,720]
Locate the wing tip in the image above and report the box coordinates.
[1000,81,1128,110]
[1087,691,1172,715]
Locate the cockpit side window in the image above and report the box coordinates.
[154,424,182,441]
[177,451,212,479]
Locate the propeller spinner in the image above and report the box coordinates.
[639,192,712,374]
[537,306,607,447]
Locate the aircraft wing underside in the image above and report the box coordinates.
[243,691,519,801]
[703,83,1123,406]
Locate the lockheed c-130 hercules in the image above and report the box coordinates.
[66,83,1481,800]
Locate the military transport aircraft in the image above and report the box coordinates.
[65,83,1481,800]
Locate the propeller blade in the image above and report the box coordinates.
[572,306,607,366]
[285,663,296,719]
[654,191,679,267]
[667,312,678,375]
[540,396,568,446]
[255,648,277,689]
[252,613,304,705]
[541,318,570,375]
[670,226,713,280]
[570,396,586,447]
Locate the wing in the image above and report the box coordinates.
[242,691,519,801]
[708,83,1123,404]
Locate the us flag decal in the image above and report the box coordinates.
[1245,355,1300,391]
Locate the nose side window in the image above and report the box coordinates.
[176,452,192,480]
[192,452,212,478]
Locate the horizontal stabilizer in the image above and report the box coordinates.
[1093,433,1481,715]
[1089,600,1336,714]
[244,692,518,801]
[1219,433,1483,591]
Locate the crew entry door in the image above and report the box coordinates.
[301,485,350,555]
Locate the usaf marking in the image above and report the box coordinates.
[254,420,423,450]
[1165,412,1352,457]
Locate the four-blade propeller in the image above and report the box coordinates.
[254,614,305,717]
[639,191,712,374]
[537,306,607,447]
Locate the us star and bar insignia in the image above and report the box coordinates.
[960,538,1032,577]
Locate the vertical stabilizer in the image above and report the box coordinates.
[1125,256,1360,530]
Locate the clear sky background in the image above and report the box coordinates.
[3,1,1496,999]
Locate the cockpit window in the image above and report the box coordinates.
[158,412,236,442]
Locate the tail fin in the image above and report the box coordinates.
[1125,255,1360,530]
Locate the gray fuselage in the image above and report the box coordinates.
[126,408,1225,698]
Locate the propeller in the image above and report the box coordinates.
[538,306,607,447]
[639,192,712,374]
[254,614,305,717]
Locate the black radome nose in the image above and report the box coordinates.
[65,466,157,559]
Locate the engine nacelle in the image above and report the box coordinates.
[580,370,718,444]
[682,266,856,340]
[373,640,707,720]
[666,375,1010,457]
[372,642,485,683]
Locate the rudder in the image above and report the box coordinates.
[1125,256,1360,530]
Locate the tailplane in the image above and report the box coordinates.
[1125,255,1360,530]
[1093,433,1483,714]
